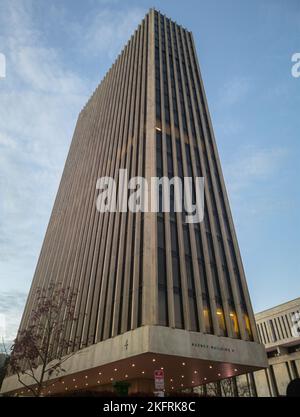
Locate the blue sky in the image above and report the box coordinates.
[0,0,299,342]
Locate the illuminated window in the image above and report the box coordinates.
[203,309,212,333]
[229,311,240,337]
[244,312,253,340]
[202,297,212,333]
[216,308,226,335]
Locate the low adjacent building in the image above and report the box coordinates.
[253,297,300,396]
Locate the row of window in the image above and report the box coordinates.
[92,18,149,343]
[154,12,253,340]
[156,129,251,338]
[257,310,300,344]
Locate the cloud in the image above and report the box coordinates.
[220,77,251,106]
[0,290,27,342]
[0,0,146,311]
[0,133,17,150]
[216,119,243,137]
[12,46,86,94]
[0,0,90,291]
[225,145,288,193]
[83,8,145,60]
[222,145,289,221]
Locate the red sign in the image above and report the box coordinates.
[154,369,165,390]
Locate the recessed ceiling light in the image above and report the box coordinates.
[75,385,78,388]
[182,362,186,366]
[234,369,238,372]
[85,375,88,379]
[142,371,145,374]
[110,378,114,381]
[181,383,184,387]
[114,368,117,372]
[97,381,100,384]
[181,375,184,378]
[218,373,221,377]
[209,365,213,369]
[125,374,128,378]
[170,378,173,382]
[132,363,135,367]
[204,377,207,381]
[152,358,156,362]
[62,381,65,384]
[85,383,88,386]
[194,370,198,374]
[160,367,164,370]
[171,387,174,390]
[73,378,76,382]
[98,372,102,375]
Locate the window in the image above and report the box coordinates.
[229,309,240,338]
[210,263,221,298]
[158,287,168,326]
[157,248,166,285]
[202,296,212,333]
[244,311,253,340]
[171,221,178,253]
[189,296,198,332]
[157,244,168,326]
[206,232,214,263]
[156,131,163,177]
[198,260,208,297]
[222,265,234,304]
[269,320,277,342]
[183,225,191,255]
[174,287,184,329]
[195,230,203,261]
[185,253,199,332]
[157,217,165,249]
[172,255,180,287]
[216,306,226,336]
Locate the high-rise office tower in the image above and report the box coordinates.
[2,9,267,395]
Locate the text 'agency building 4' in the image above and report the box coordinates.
[1,9,267,395]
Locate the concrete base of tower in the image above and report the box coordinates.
[1,325,268,396]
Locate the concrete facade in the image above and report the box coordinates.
[2,326,266,395]
[253,298,300,396]
[1,9,267,396]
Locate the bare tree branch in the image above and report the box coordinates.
[7,282,78,397]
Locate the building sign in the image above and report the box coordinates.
[154,369,165,390]
[191,342,235,353]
